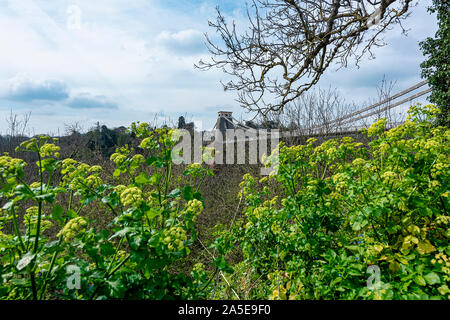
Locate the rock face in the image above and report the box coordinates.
[178,116,194,131]
[178,116,186,129]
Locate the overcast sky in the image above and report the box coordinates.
[0,0,438,135]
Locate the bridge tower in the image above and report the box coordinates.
[214,111,235,131]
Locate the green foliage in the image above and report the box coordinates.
[420,0,450,127]
[214,104,449,300]
[0,127,212,300]
[1,104,449,300]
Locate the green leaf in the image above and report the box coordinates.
[2,201,14,210]
[352,221,361,231]
[193,191,203,201]
[135,173,149,185]
[416,240,436,255]
[414,275,427,286]
[51,205,64,223]
[389,261,401,274]
[113,169,121,177]
[182,185,193,201]
[102,194,118,207]
[424,272,440,285]
[106,278,125,298]
[214,256,234,274]
[146,208,161,220]
[100,243,116,256]
[145,156,157,166]
[150,173,162,185]
[66,209,77,219]
[15,184,34,197]
[35,192,55,204]
[129,235,143,250]
[17,252,36,271]
[109,227,134,240]
[167,188,181,198]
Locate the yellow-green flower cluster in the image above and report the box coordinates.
[184,199,203,215]
[271,221,282,235]
[185,163,203,177]
[61,158,78,174]
[263,196,278,208]
[352,158,366,167]
[428,180,441,190]
[0,155,26,176]
[163,226,187,251]
[58,217,88,242]
[436,215,450,226]
[113,184,127,195]
[407,103,441,121]
[158,128,176,147]
[332,173,349,191]
[130,122,152,138]
[17,138,38,152]
[170,129,184,143]
[61,159,103,192]
[88,165,102,173]
[139,137,155,149]
[325,147,337,159]
[61,159,90,181]
[39,143,60,158]
[85,175,102,189]
[23,206,53,231]
[29,182,41,189]
[431,160,449,179]
[424,139,441,152]
[431,252,449,268]
[381,171,397,185]
[239,173,257,198]
[131,154,145,165]
[192,262,205,274]
[115,250,128,261]
[120,187,144,207]
[312,139,339,161]
[367,119,387,137]
[247,206,267,222]
[306,179,318,192]
[110,153,127,166]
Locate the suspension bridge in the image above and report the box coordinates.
[213,79,431,140]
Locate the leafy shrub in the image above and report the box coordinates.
[0,126,212,299]
[213,104,449,300]
[1,104,448,300]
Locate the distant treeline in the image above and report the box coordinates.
[0,123,135,162]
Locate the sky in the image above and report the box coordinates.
[0,0,438,135]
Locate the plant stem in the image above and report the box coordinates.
[11,206,25,252]
[38,192,74,299]
[88,254,131,300]
[30,151,44,300]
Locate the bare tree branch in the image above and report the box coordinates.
[196,0,415,116]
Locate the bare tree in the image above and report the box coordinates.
[260,86,359,136]
[64,121,84,136]
[197,0,415,116]
[374,75,398,123]
[3,109,32,154]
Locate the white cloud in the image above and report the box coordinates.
[156,29,206,55]
[3,74,69,101]
[0,0,439,133]
[68,93,118,110]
